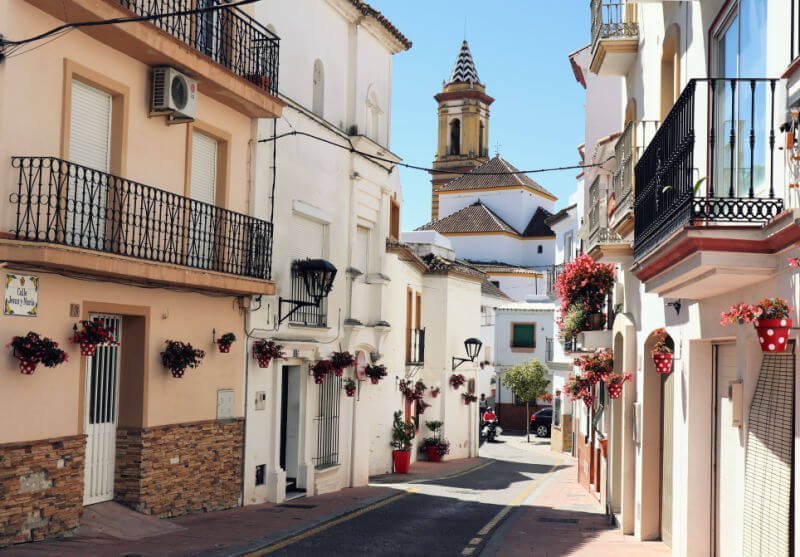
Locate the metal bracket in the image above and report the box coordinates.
[278,297,316,325]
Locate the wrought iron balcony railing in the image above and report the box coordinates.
[116,0,279,96]
[10,156,272,279]
[547,263,565,297]
[407,328,426,365]
[634,78,784,260]
[591,0,638,52]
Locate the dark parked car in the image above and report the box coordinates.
[530,408,552,437]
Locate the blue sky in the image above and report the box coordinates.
[370,1,591,230]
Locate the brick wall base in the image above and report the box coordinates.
[115,419,244,517]
[0,435,85,547]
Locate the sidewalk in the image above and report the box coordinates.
[2,457,483,556]
[484,455,671,556]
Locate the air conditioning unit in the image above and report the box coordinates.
[151,66,197,122]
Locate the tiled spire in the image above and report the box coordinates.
[449,40,480,84]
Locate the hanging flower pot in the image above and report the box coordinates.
[449,373,466,389]
[431,387,440,398]
[161,340,205,378]
[365,364,387,385]
[311,360,334,384]
[606,372,631,399]
[216,332,236,354]
[9,332,68,375]
[652,352,673,375]
[70,319,118,357]
[462,392,477,405]
[650,328,673,375]
[252,339,285,368]
[331,350,355,377]
[754,318,793,353]
[344,378,356,397]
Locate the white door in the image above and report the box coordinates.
[189,130,218,269]
[83,314,122,505]
[69,80,112,249]
[714,343,742,556]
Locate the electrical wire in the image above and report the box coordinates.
[258,130,615,176]
[0,0,260,52]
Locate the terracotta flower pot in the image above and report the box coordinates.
[753,318,792,353]
[652,352,673,375]
[392,450,411,474]
[18,359,37,375]
[218,343,232,354]
[80,342,97,357]
[426,446,443,463]
[599,438,609,458]
[256,356,271,368]
[345,387,356,397]
[431,390,439,398]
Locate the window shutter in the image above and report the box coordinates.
[191,131,218,205]
[70,80,112,172]
[512,324,536,348]
[291,216,325,261]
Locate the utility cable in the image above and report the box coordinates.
[0,0,261,54]
[258,130,615,176]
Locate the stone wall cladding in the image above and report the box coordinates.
[116,419,244,517]
[0,435,85,547]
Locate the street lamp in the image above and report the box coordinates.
[452,337,483,369]
[278,258,338,324]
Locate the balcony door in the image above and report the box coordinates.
[714,0,768,198]
[69,80,112,249]
[189,130,218,269]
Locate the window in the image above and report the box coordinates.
[290,215,328,326]
[479,121,486,157]
[491,280,500,288]
[511,323,536,349]
[449,119,461,155]
[389,196,401,240]
[564,231,574,262]
[366,89,382,143]
[189,130,219,269]
[537,245,543,254]
[314,374,341,469]
[312,59,325,117]
[354,226,370,273]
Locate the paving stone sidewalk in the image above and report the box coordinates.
[2,457,484,556]
[483,453,671,556]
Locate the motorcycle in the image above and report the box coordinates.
[482,420,501,442]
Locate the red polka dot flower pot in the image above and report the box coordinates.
[754,318,792,353]
[652,352,673,375]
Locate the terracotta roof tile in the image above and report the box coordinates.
[416,201,518,235]
[481,279,512,301]
[348,1,412,50]
[438,156,555,198]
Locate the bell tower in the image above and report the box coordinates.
[430,40,494,219]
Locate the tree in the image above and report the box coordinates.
[501,359,550,442]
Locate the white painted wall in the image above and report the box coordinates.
[447,234,555,268]
[438,189,556,234]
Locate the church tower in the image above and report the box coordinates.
[430,41,494,219]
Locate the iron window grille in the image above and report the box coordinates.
[10,156,272,279]
[115,0,280,96]
[407,328,425,365]
[634,78,784,260]
[288,263,328,327]
[314,374,341,470]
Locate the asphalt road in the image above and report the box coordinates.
[269,435,562,557]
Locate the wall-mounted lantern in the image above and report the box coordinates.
[278,258,337,324]
[452,337,483,370]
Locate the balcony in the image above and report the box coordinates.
[609,120,659,236]
[590,0,638,76]
[406,328,426,366]
[633,79,791,300]
[26,0,282,117]
[4,156,274,295]
[546,263,565,299]
[586,178,631,263]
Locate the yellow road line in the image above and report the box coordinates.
[463,456,563,554]
[246,488,419,556]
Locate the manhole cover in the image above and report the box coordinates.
[276,503,317,509]
[538,517,579,524]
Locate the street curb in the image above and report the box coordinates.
[220,458,492,557]
[368,457,494,486]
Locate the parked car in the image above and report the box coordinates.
[530,408,552,437]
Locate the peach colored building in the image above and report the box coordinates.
[0,0,281,546]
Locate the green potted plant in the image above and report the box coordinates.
[216,332,236,353]
[390,410,415,474]
[344,377,357,397]
[161,340,205,378]
[252,339,285,368]
[721,298,794,353]
[421,420,450,463]
[365,363,388,385]
[650,328,673,374]
[70,319,118,356]
[9,331,68,374]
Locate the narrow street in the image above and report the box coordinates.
[264,437,563,556]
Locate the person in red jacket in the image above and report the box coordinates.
[482,407,497,423]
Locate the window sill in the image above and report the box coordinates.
[314,463,341,475]
[510,347,536,353]
[288,323,330,330]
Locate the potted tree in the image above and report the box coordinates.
[216,332,236,353]
[651,328,673,374]
[9,331,68,374]
[501,359,550,442]
[421,420,450,463]
[70,319,117,356]
[161,340,205,378]
[390,410,415,474]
